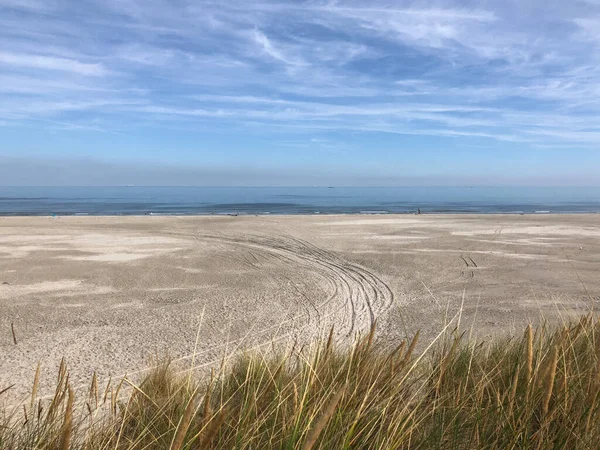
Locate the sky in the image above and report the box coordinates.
[1,0,600,186]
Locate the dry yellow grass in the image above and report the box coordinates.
[2,315,600,449]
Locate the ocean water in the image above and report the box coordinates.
[0,186,599,216]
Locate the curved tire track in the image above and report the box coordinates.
[13,229,396,406]
[169,230,395,338]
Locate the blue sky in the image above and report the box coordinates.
[1,0,600,186]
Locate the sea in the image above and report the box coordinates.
[1,186,600,216]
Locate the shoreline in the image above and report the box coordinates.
[1,211,600,218]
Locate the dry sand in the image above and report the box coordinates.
[1,214,599,402]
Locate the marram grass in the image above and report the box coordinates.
[2,316,600,449]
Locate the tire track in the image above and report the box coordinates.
[22,230,396,405]
[115,230,395,383]
[247,233,395,334]
[168,230,395,338]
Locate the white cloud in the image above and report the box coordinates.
[1,0,600,150]
[0,0,52,11]
[252,30,307,67]
[574,18,600,41]
[0,52,107,76]
[0,75,114,94]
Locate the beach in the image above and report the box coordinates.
[1,214,599,401]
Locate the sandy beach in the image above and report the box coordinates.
[1,214,599,401]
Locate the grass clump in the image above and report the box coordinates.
[2,316,600,449]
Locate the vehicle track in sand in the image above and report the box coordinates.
[14,230,396,404]
[172,230,396,340]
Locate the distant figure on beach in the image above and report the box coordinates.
[417,208,421,215]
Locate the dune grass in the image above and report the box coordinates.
[2,315,600,449]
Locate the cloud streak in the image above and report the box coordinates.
[1,0,600,152]
[0,51,107,76]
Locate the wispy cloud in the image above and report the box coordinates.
[1,0,600,151]
[252,30,305,67]
[0,51,108,76]
[0,0,52,11]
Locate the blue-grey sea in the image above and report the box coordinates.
[0,186,599,216]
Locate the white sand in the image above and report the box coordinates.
[1,214,599,403]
